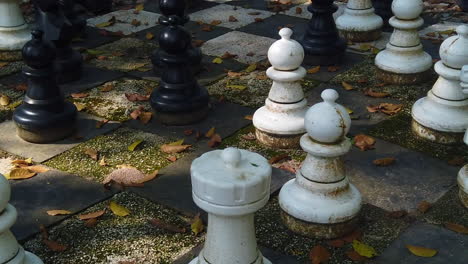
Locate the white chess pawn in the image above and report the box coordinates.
[279,89,362,239]
[457,65,468,208]
[374,0,432,84]
[0,174,43,264]
[336,0,383,42]
[0,0,30,51]
[411,26,468,144]
[253,27,308,149]
[189,148,272,264]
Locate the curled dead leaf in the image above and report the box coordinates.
[373,157,396,166]
[47,210,72,216]
[444,222,468,234]
[364,89,390,98]
[208,134,222,148]
[241,132,256,141]
[354,134,376,151]
[7,168,37,180]
[149,218,186,233]
[406,245,437,257]
[309,245,330,264]
[79,210,106,220]
[160,144,191,154]
[307,66,320,74]
[342,81,354,91]
[417,201,432,213]
[84,148,99,161]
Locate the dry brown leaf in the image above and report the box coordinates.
[192,39,205,47]
[145,32,154,40]
[99,157,108,167]
[228,15,238,22]
[364,89,390,98]
[139,111,152,124]
[254,17,264,22]
[444,222,468,234]
[269,153,289,164]
[102,167,149,185]
[8,168,36,180]
[84,218,98,227]
[14,83,28,91]
[221,52,237,59]
[71,93,89,99]
[79,210,106,220]
[227,71,243,78]
[354,134,376,151]
[130,108,142,120]
[26,165,50,173]
[43,239,68,252]
[149,218,186,233]
[84,148,99,161]
[208,134,222,148]
[342,81,354,91]
[241,132,256,141]
[160,144,191,154]
[295,7,302,14]
[0,62,9,68]
[47,210,72,216]
[373,157,396,166]
[279,163,297,174]
[341,229,363,243]
[307,66,320,74]
[244,115,253,120]
[448,156,466,166]
[210,20,222,26]
[167,156,177,162]
[11,158,33,166]
[309,245,330,264]
[125,93,150,102]
[131,19,141,26]
[417,200,432,213]
[327,66,340,72]
[201,24,213,32]
[327,239,345,248]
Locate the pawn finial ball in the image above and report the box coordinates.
[439,25,468,69]
[268,28,304,71]
[391,0,423,20]
[0,174,11,212]
[457,25,468,39]
[222,147,242,168]
[22,30,56,69]
[322,89,339,105]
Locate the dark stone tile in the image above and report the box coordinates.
[422,38,442,60]
[304,52,367,82]
[9,169,117,241]
[0,113,121,162]
[345,138,458,212]
[143,0,219,14]
[372,223,468,264]
[72,26,121,50]
[226,0,305,11]
[238,14,309,40]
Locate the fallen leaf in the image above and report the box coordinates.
[84,148,99,161]
[353,240,378,258]
[341,229,363,243]
[135,3,144,11]
[0,95,10,106]
[269,153,289,164]
[387,210,407,219]
[184,129,194,136]
[14,83,28,91]
[97,55,107,60]
[245,63,257,73]
[438,29,455,35]
[149,218,186,233]
[307,66,321,74]
[160,144,191,154]
[131,19,141,27]
[342,81,354,91]
[205,127,216,138]
[444,222,468,234]
[417,201,432,213]
[130,108,142,120]
[168,139,185,146]
[364,89,389,98]
[279,163,296,174]
[128,140,143,151]
[139,112,152,124]
[167,156,177,162]
[248,12,261,15]
[448,156,466,166]
[26,165,50,173]
[99,157,108,166]
[84,218,98,227]
[354,134,376,151]
[201,24,213,32]
[309,245,330,264]
[96,16,116,28]
[228,15,238,22]
[221,52,237,59]
[145,32,154,40]
[79,210,106,220]
[43,239,68,252]
[254,17,264,22]
[109,201,130,217]
[47,210,72,216]
[208,134,222,148]
[191,214,204,235]
[358,44,372,52]
[0,62,9,68]
[11,158,33,166]
[210,20,222,26]
[295,7,302,14]
[7,168,36,180]
[96,119,109,129]
[406,245,437,257]
[327,66,340,72]
[373,157,396,166]
[73,102,86,111]
[138,169,159,184]
[367,103,403,115]
[125,93,149,102]
[244,115,253,121]
[346,250,367,261]
[327,239,345,248]
[241,133,256,141]
[212,57,223,64]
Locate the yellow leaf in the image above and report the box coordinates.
[345,107,353,114]
[406,245,437,257]
[128,140,143,151]
[11,158,33,166]
[109,201,130,217]
[145,32,154,40]
[86,49,104,55]
[191,214,204,235]
[73,102,86,111]
[245,63,257,73]
[359,44,372,51]
[205,127,216,138]
[47,210,72,216]
[342,81,354,91]
[7,168,36,180]
[438,29,455,35]
[226,84,247,90]
[135,3,144,11]
[352,240,378,258]
[0,62,9,68]
[95,21,113,28]
[307,66,320,74]
[168,139,185,146]
[212,57,223,64]
[0,95,10,106]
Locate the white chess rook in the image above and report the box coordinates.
[457,65,468,208]
[374,0,432,84]
[279,89,362,239]
[336,0,383,42]
[253,27,308,149]
[0,0,30,51]
[189,148,272,264]
[0,174,43,264]
[411,26,468,144]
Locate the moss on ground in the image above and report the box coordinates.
[44,127,191,182]
[367,112,468,161]
[23,192,204,264]
[422,186,468,227]
[87,38,157,72]
[0,50,22,62]
[0,61,24,77]
[256,196,413,263]
[70,78,157,122]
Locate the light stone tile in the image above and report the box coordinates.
[87,9,160,35]
[201,31,275,64]
[419,21,464,41]
[347,32,391,54]
[283,1,346,20]
[189,4,273,29]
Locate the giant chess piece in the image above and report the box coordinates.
[336,0,383,42]
[0,174,43,264]
[189,148,272,264]
[372,0,393,29]
[13,30,77,143]
[149,0,209,126]
[151,0,202,74]
[35,0,85,83]
[279,89,362,238]
[411,26,468,144]
[301,0,347,66]
[253,28,308,149]
[374,0,432,84]
[458,67,468,207]
[0,0,31,51]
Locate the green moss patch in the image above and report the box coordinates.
[87,38,157,72]
[0,50,22,62]
[367,113,468,161]
[70,79,157,122]
[0,61,24,77]
[0,82,25,122]
[422,186,468,227]
[23,192,204,264]
[44,127,191,182]
[256,196,412,263]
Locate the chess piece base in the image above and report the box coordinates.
[0,24,30,51]
[153,105,209,126]
[54,49,83,84]
[8,248,44,264]
[339,28,381,43]
[16,123,75,144]
[280,210,360,239]
[458,165,468,208]
[188,255,272,264]
[255,128,302,149]
[376,67,431,85]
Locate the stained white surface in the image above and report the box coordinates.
[336,0,383,33]
[87,9,160,35]
[0,0,30,50]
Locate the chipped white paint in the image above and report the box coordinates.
[279,89,362,225]
[412,26,468,138]
[284,2,346,20]
[0,174,43,264]
[189,4,273,30]
[253,28,307,138]
[336,0,383,39]
[201,31,275,64]
[0,0,30,50]
[87,9,160,35]
[375,0,432,74]
[189,148,272,264]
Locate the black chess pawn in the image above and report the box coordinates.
[13,30,77,143]
[35,0,84,83]
[151,0,202,75]
[301,0,346,66]
[372,0,393,29]
[150,12,209,125]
